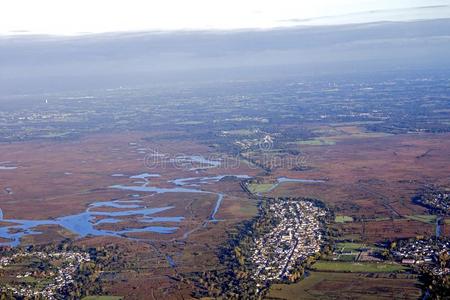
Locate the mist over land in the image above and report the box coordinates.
[1,18,449,95]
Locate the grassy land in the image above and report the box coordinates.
[405,215,437,224]
[338,254,358,262]
[336,242,381,251]
[311,261,408,273]
[335,242,366,250]
[247,183,275,194]
[238,203,259,215]
[267,271,422,300]
[81,297,123,300]
[335,215,354,223]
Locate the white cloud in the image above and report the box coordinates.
[0,0,448,35]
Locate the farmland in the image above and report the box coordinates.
[247,183,276,194]
[267,272,422,300]
[335,216,354,223]
[310,261,408,273]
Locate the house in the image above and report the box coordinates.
[402,259,415,264]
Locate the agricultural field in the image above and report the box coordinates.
[335,242,367,250]
[405,214,437,224]
[267,272,422,300]
[310,261,408,273]
[335,215,354,223]
[247,183,276,194]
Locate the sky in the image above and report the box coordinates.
[0,0,449,35]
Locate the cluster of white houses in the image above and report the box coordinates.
[249,199,326,283]
[393,238,450,275]
[0,251,91,299]
[414,188,450,212]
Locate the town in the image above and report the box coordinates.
[190,197,330,298]
[249,199,327,283]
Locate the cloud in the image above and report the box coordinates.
[1,19,449,95]
[1,0,449,35]
[278,5,450,25]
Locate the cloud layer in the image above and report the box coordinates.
[0,0,449,35]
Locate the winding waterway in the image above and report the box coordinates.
[0,171,250,246]
[0,159,323,247]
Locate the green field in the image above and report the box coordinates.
[311,261,407,273]
[247,183,275,194]
[336,242,366,251]
[338,254,358,262]
[267,271,421,300]
[335,215,354,223]
[336,242,380,251]
[405,214,437,224]
[82,297,123,300]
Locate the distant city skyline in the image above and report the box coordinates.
[0,0,449,35]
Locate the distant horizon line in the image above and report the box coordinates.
[1,17,449,39]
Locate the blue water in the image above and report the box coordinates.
[166,254,177,268]
[170,175,251,186]
[0,201,178,247]
[110,184,206,194]
[0,171,251,247]
[110,171,210,194]
[436,217,442,238]
[130,173,161,179]
[0,166,17,170]
[210,194,224,221]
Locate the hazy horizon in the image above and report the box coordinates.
[1,18,449,96]
[1,0,449,36]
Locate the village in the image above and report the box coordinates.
[248,198,327,283]
[414,186,450,213]
[0,250,91,299]
[392,238,450,275]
